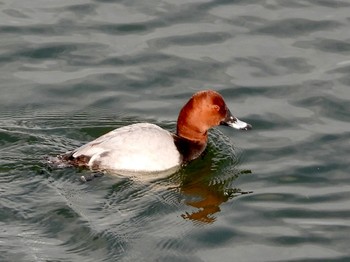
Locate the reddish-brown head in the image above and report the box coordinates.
[176,90,251,143]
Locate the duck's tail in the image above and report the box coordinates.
[46,152,91,168]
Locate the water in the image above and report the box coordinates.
[1,0,350,261]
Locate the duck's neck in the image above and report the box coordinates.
[173,133,207,162]
[174,121,208,162]
[176,124,208,144]
[176,96,209,144]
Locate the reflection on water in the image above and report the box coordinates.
[180,168,252,224]
[175,131,253,223]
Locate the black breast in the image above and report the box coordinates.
[173,135,207,163]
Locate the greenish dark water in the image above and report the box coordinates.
[1,0,350,261]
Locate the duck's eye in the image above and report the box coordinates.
[212,105,220,111]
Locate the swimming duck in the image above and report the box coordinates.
[62,90,251,174]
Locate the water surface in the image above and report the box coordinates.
[1,0,350,261]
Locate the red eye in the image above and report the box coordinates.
[213,105,220,111]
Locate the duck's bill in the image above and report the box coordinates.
[221,110,252,130]
[227,117,252,130]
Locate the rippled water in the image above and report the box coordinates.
[1,0,350,261]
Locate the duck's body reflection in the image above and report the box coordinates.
[178,167,251,223]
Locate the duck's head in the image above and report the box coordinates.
[176,90,252,143]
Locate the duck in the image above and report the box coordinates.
[61,90,252,175]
